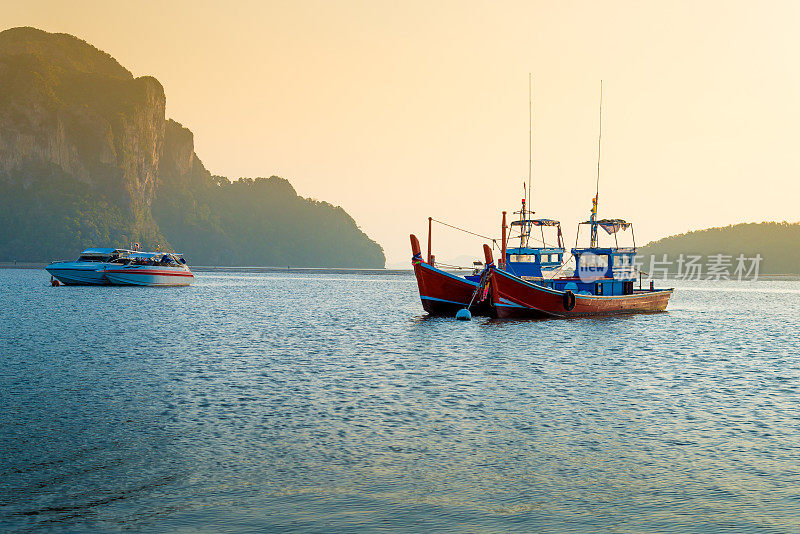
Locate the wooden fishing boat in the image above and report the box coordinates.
[486,218,673,318]
[408,76,568,317]
[409,201,566,316]
[485,81,673,318]
[410,233,491,316]
[490,264,673,318]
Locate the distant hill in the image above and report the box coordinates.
[0,27,384,267]
[640,222,800,275]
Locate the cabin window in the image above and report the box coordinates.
[510,255,534,263]
[595,282,603,295]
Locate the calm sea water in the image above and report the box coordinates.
[1,268,800,533]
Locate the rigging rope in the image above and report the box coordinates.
[430,217,560,249]
[430,218,496,242]
[434,261,475,271]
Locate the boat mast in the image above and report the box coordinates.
[591,80,602,249]
[521,184,527,248]
[501,211,508,270]
[515,74,534,250]
[523,73,533,248]
[427,216,432,264]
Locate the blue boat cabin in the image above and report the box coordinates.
[466,215,566,283]
[539,248,638,296]
[504,246,565,278]
[536,216,640,296]
[502,217,566,279]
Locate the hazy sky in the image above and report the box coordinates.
[6,1,800,265]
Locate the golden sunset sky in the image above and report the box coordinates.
[6,1,800,265]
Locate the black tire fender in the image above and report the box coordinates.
[562,290,576,311]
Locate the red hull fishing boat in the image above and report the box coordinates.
[490,267,673,318]
[487,203,674,318]
[410,231,491,316]
[409,204,566,317]
[486,81,673,318]
[409,75,567,318]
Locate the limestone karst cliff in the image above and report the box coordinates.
[0,27,385,267]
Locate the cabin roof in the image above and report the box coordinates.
[579,218,629,224]
[507,247,565,254]
[572,247,636,255]
[510,218,561,227]
[579,218,631,234]
[81,248,127,255]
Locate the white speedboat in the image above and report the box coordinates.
[102,252,194,286]
[46,248,130,285]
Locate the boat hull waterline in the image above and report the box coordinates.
[491,267,673,319]
[412,261,490,316]
[103,267,195,287]
[46,263,110,285]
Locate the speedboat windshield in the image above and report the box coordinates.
[77,254,112,262]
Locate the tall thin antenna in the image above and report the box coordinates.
[591,80,603,249]
[595,80,603,212]
[528,73,532,214]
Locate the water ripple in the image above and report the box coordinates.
[0,271,799,532]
